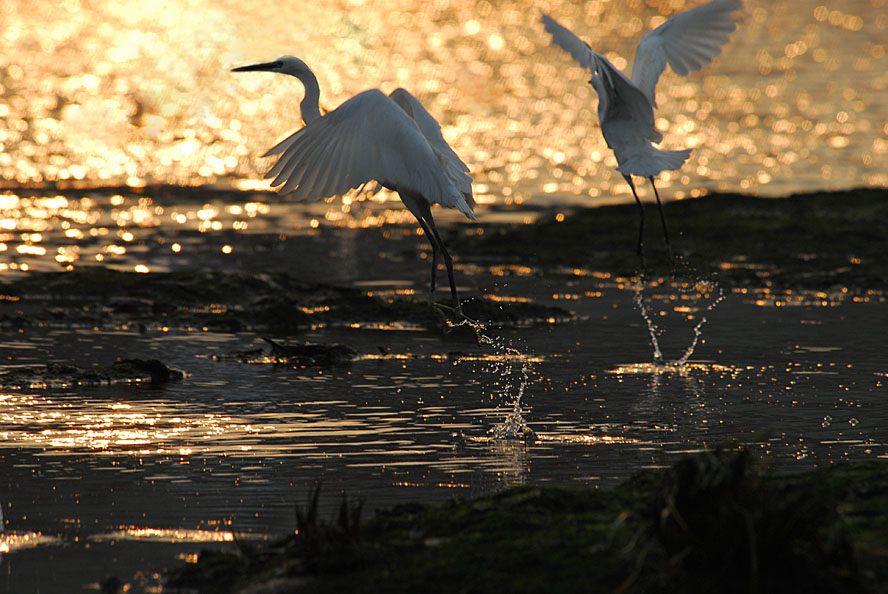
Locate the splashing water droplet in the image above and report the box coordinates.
[633,282,664,364]
[447,316,535,440]
[633,277,726,367]
[676,288,726,366]
[484,336,535,440]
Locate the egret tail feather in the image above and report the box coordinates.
[616,147,691,179]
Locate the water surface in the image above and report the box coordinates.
[2,225,886,591]
[1,0,885,205]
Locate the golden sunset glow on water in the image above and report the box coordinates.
[0,0,885,204]
[1,0,887,274]
[0,392,263,455]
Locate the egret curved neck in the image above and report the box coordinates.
[295,70,322,124]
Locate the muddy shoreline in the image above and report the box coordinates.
[460,187,888,292]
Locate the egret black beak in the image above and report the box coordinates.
[231,61,280,73]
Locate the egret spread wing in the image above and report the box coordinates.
[388,88,475,210]
[542,14,659,144]
[540,14,600,71]
[263,89,475,220]
[262,131,299,158]
[631,0,741,106]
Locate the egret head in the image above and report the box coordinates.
[231,56,312,78]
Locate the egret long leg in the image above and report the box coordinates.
[623,174,647,277]
[412,215,440,302]
[401,190,462,314]
[418,206,460,313]
[649,176,676,274]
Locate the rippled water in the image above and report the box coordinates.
[2,0,888,591]
[1,0,886,204]
[2,216,887,591]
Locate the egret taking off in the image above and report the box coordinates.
[542,0,741,271]
[231,56,476,314]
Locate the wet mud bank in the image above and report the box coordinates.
[0,358,184,389]
[461,188,888,294]
[0,266,571,379]
[1,268,572,334]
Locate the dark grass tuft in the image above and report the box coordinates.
[166,451,888,594]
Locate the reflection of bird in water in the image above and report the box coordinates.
[542,0,741,271]
[232,56,476,315]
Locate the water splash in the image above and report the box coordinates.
[633,278,726,367]
[633,284,665,364]
[486,345,534,441]
[448,316,535,441]
[676,287,726,366]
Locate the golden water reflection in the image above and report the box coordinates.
[735,285,883,306]
[0,531,63,553]
[608,361,738,376]
[88,527,239,543]
[1,0,886,208]
[0,393,262,455]
[0,526,252,555]
[1,391,440,458]
[0,187,486,273]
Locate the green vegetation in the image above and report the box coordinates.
[167,450,888,594]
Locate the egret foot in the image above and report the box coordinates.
[432,301,477,325]
[433,301,485,345]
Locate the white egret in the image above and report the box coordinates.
[231,56,476,314]
[542,0,741,270]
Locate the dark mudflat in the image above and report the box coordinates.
[462,188,888,293]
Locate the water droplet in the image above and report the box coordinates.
[633,277,725,365]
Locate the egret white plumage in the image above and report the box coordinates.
[542,0,741,270]
[231,56,476,313]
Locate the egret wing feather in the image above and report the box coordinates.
[312,131,352,201]
[387,88,468,177]
[270,131,329,189]
[267,131,320,185]
[632,0,741,106]
[542,14,657,137]
[388,88,474,207]
[287,112,366,199]
[284,133,340,198]
[264,130,306,179]
[262,130,300,158]
[541,14,598,71]
[266,89,475,220]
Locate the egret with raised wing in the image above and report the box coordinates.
[231,56,476,314]
[542,0,741,272]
